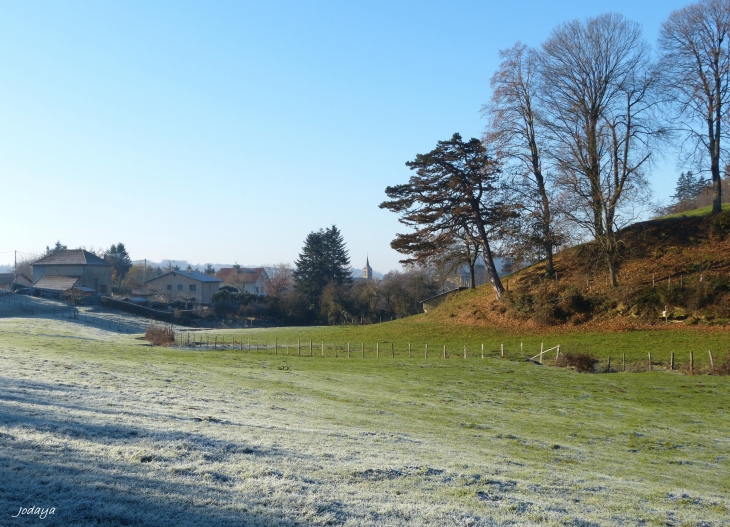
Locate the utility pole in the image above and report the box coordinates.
[14,250,16,282]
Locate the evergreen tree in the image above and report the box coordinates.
[105,243,132,281]
[293,225,352,313]
[204,264,216,275]
[43,241,67,258]
[672,171,707,203]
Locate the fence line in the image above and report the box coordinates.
[166,332,722,375]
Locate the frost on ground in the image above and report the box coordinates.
[0,318,728,526]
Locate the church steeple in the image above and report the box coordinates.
[363,256,373,280]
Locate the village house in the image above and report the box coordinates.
[216,267,270,295]
[0,273,32,291]
[145,268,222,304]
[30,249,113,295]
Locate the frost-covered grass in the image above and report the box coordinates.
[0,317,728,526]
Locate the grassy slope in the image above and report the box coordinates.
[661,202,730,219]
[363,207,730,339]
[0,317,728,526]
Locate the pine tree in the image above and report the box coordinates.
[672,171,707,203]
[293,225,352,313]
[106,243,132,281]
[43,241,67,258]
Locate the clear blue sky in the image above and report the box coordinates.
[0,0,687,272]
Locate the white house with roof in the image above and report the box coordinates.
[145,269,222,304]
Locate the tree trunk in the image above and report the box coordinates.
[471,205,505,299]
[712,160,723,214]
[468,260,476,289]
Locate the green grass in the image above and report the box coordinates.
[2,317,729,525]
[659,202,730,218]
[195,314,729,370]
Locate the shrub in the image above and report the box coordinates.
[716,352,730,376]
[145,325,174,346]
[556,352,599,373]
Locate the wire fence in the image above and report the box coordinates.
[0,290,149,334]
[168,332,724,375]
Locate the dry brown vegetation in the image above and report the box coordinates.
[144,324,174,346]
[427,210,730,332]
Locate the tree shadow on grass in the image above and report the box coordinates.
[0,377,346,526]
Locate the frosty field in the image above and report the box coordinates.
[0,317,728,526]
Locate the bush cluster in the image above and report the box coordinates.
[145,325,174,346]
[556,352,599,373]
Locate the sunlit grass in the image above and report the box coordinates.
[659,202,730,219]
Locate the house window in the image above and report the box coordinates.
[167,284,172,291]
[178,284,183,290]
[189,284,197,291]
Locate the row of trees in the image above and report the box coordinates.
[383,1,730,298]
[206,226,441,325]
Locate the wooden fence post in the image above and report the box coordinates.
[347,342,350,358]
[335,343,337,358]
[481,343,484,359]
[391,343,394,358]
[648,352,652,371]
[464,346,466,359]
[376,342,379,358]
[501,343,504,357]
[443,345,446,359]
[623,352,626,372]
[321,341,324,357]
[298,339,301,356]
[556,345,560,361]
[425,343,428,358]
[709,350,715,374]
[361,342,364,358]
[670,352,675,371]
[606,357,611,373]
[408,343,411,358]
[275,338,278,354]
[214,336,217,349]
[690,350,694,375]
[310,340,312,356]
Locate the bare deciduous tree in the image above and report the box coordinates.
[659,0,730,214]
[483,42,559,277]
[265,263,294,298]
[540,13,664,286]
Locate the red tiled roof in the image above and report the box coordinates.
[216,267,268,284]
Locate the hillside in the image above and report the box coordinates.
[428,209,730,330]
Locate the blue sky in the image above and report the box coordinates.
[0,0,688,272]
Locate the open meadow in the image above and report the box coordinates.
[1,316,729,526]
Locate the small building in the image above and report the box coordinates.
[216,267,270,295]
[145,269,222,304]
[0,273,32,291]
[31,249,113,295]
